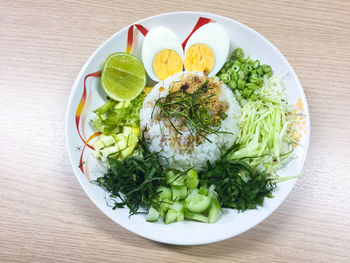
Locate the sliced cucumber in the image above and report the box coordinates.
[157,186,172,200]
[169,201,184,221]
[123,126,132,136]
[92,139,105,151]
[184,211,208,223]
[208,198,221,223]
[208,184,218,199]
[186,169,199,189]
[185,189,199,201]
[100,145,119,161]
[171,185,187,201]
[100,135,115,146]
[164,210,177,224]
[165,170,185,186]
[159,202,169,217]
[147,207,160,222]
[186,194,211,213]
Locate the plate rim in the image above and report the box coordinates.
[65,11,310,245]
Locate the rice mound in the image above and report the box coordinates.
[140,71,241,172]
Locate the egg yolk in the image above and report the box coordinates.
[153,49,183,80]
[184,44,215,73]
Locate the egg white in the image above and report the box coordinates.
[184,23,230,77]
[142,26,184,82]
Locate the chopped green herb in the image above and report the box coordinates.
[94,135,165,215]
[200,144,276,211]
[152,80,228,142]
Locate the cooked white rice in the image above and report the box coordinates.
[140,71,241,172]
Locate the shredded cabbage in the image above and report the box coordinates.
[230,74,295,175]
[91,93,145,135]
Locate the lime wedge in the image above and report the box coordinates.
[100,52,146,101]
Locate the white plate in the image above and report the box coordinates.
[66,11,310,245]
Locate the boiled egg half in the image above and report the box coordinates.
[184,23,229,77]
[142,27,183,81]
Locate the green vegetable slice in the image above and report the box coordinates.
[147,207,160,222]
[165,210,178,224]
[184,211,209,223]
[186,194,211,213]
[171,185,188,201]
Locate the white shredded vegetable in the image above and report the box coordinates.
[230,74,295,176]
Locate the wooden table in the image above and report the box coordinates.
[1,0,349,262]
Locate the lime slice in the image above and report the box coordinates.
[100,52,146,101]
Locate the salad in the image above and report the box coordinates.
[85,21,299,225]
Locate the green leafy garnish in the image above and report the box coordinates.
[94,135,165,215]
[153,80,228,142]
[200,144,276,211]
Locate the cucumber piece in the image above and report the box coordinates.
[113,133,124,142]
[100,135,115,146]
[92,139,105,151]
[164,210,177,224]
[186,169,199,189]
[159,202,169,217]
[117,137,127,150]
[208,184,218,199]
[123,126,132,136]
[169,201,184,221]
[184,211,209,223]
[100,146,119,161]
[208,198,221,223]
[127,133,139,145]
[147,207,160,222]
[157,186,172,200]
[165,170,185,186]
[118,134,138,158]
[121,144,137,158]
[171,185,187,201]
[185,189,199,201]
[186,194,211,213]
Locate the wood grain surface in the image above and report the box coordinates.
[1,0,350,262]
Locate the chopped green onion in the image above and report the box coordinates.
[226,68,235,76]
[242,89,253,99]
[224,61,233,69]
[233,48,244,59]
[228,80,237,90]
[232,65,240,72]
[246,83,259,90]
[251,78,263,87]
[249,93,257,101]
[237,70,245,80]
[253,60,260,69]
[220,73,230,83]
[234,60,242,66]
[244,64,252,72]
[237,79,246,89]
[264,72,272,78]
[262,64,272,73]
[242,69,249,78]
[231,71,238,81]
